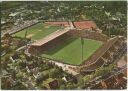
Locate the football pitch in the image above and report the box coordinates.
[13,22,62,40]
[42,38,103,65]
[13,22,102,65]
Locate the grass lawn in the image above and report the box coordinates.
[42,38,103,65]
[13,23,61,40]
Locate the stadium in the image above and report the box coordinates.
[1,1,127,90]
[13,21,126,75]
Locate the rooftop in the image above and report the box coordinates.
[32,28,70,46]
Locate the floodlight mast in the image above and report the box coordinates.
[25,29,28,48]
[81,37,84,62]
[25,29,28,39]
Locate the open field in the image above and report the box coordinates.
[42,38,103,65]
[13,23,61,40]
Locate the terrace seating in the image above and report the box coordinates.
[83,37,118,66]
[68,30,109,42]
[112,42,127,62]
[45,22,69,27]
[82,58,104,71]
[80,36,121,72]
[45,21,98,31]
[74,21,97,30]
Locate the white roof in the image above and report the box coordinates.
[32,28,70,46]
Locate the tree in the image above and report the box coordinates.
[94,63,115,77]
[2,1,127,37]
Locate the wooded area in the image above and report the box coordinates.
[1,1,127,36]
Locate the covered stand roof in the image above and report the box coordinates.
[32,28,70,46]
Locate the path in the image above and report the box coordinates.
[44,58,79,76]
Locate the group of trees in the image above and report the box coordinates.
[1,34,89,90]
[1,34,79,90]
[1,1,127,36]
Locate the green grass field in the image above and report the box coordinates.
[13,22,102,65]
[42,38,102,65]
[13,23,61,40]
